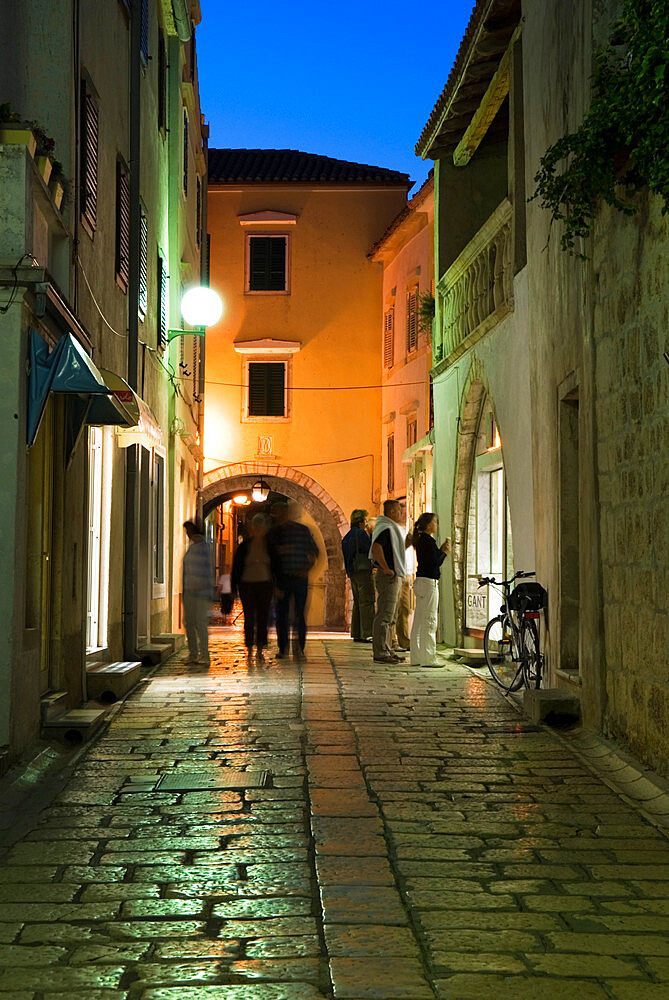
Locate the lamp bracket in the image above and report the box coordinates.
[167,327,206,343]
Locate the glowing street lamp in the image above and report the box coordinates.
[167,286,223,343]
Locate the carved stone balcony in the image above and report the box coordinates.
[434,198,513,367]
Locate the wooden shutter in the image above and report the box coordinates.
[80,80,98,229]
[115,161,130,291]
[140,0,149,62]
[249,236,286,291]
[192,338,199,399]
[157,252,167,349]
[183,111,189,195]
[248,362,285,416]
[407,288,418,352]
[139,210,148,317]
[387,434,395,492]
[196,177,201,246]
[157,33,167,131]
[383,309,394,368]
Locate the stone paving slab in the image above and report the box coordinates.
[0,634,668,1000]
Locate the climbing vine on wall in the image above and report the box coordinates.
[531,0,669,256]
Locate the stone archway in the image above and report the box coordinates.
[201,463,348,629]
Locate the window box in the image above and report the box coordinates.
[49,178,64,210]
[0,125,37,157]
[36,154,53,184]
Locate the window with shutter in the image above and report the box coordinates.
[139,209,148,318]
[157,252,167,349]
[196,177,201,246]
[387,434,395,492]
[115,160,130,291]
[157,32,167,132]
[140,0,149,62]
[80,79,99,231]
[248,236,287,292]
[407,416,417,448]
[406,287,418,353]
[383,309,394,368]
[183,111,189,195]
[192,338,199,399]
[248,363,286,417]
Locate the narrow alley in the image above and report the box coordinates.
[1,637,668,1000]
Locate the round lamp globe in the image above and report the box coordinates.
[181,286,223,327]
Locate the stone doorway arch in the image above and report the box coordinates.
[201,463,348,629]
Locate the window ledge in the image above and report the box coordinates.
[234,339,301,355]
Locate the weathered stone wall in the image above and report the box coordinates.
[592,193,669,773]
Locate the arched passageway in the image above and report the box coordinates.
[201,464,348,629]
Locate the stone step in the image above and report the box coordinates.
[41,708,107,746]
[86,661,142,703]
[153,633,185,654]
[453,647,487,666]
[524,687,581,726]
[136,643,172,665]
[40,691,69,724]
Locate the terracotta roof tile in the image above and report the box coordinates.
[208,148,411,186]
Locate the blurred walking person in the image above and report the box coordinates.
[270,501,318,661]
[369,499,407,664]
[409,512,451,667]
[341,509,374,643]
[231,513,279,664]
[183,520,214,666]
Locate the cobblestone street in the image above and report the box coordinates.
[1,635,669,1000]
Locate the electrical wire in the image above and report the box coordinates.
[204,377,430,391]
[75,255,127,338]
[0,253,40,314]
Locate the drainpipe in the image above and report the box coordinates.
[123,0,141,659]
[196,136,209,528]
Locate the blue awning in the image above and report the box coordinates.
[28,329,111,445]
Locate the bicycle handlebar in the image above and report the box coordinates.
[477,570,536,588]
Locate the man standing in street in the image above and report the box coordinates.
[270,501,318,661]
[369,499,407,664]
[341,509,375,643]
[182,520,214,666]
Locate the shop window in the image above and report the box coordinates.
[86,426,112,652]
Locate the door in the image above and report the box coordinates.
[25,397,54,693]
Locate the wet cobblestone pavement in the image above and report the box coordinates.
[2,635,669,999]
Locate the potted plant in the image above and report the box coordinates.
[31,122,56,182]
[48,160,66,210]
[0,103,37,157]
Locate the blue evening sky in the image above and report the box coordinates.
[197,0,475,193]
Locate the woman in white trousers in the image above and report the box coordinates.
[410,512,451,667]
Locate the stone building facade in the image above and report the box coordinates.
[0,0,206,762]
[417,0,667,771]
[202,149,409,629]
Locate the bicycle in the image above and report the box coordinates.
[477,571,547,694]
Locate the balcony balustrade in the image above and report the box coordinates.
[434,198,513,366]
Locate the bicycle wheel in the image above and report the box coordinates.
[520,618,541,688]
[484,616,524,692]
